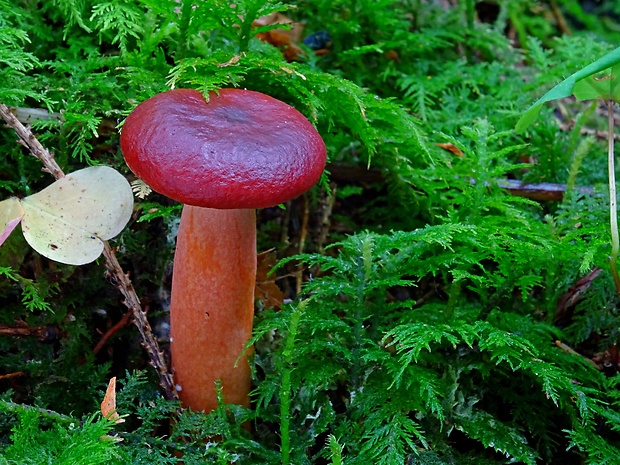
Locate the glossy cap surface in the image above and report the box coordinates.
[120,89,327,209]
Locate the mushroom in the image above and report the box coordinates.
[120,88,326,412]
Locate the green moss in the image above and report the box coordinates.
[2,0,620,463]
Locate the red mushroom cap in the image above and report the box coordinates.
[120,89,327,209]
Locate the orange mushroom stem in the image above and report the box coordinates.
[170,206,255,411]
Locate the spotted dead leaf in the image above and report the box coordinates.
[0,166,134,265]
[100,376,124,424]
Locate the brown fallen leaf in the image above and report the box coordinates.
[253,12,304,61]
[436,142,464,157]
[555,267,602,326]
[593,344,620,375]
[255,250,284,310]
[100,377,125,424]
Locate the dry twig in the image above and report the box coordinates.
[555,340,601,370]
[0,103,178,401]
[315,183,336,253]
[559,121,620,142]
[0,323,59,342]
[0,371,26,380]
[93,308,132,355]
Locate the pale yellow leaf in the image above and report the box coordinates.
[20,166,133,265]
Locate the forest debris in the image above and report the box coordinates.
[93,310,132,355]
[100,377,124,424]
[130,178,152,199]
[0,102,179,402]
[327,163,595,201]
[217,54,241,68]
[496,179,594,201]
[2,167,133,266]
[555,340,601,370]
[315,183,337,253]
[559,121,620,142]
[592,344,620,375]
[253,13,331,61]
[255,250,285,310]
[549,0,572,35]
[555,267,602,325]
[0,399,73,423]
[9,106,63,124]
[0,371,25,380]
[436,142,464,156]
[254,13,304,62]
[0,322,60,342]
[0,104,64,180]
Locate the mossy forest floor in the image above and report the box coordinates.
[3,1,620,464]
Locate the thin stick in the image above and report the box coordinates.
[0,371,26,380]
[101,245,177,399]
[607,100,620,294]
[316,183,336,253]
[559,122,620,142]
[0,400,74,424]
[0,104,64,180]
[296,195,310,295]
[554,340,600,370]
[550,0,572,36]
[0,323,58,341]
[0,103,178,401]
[93,306,132,355]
